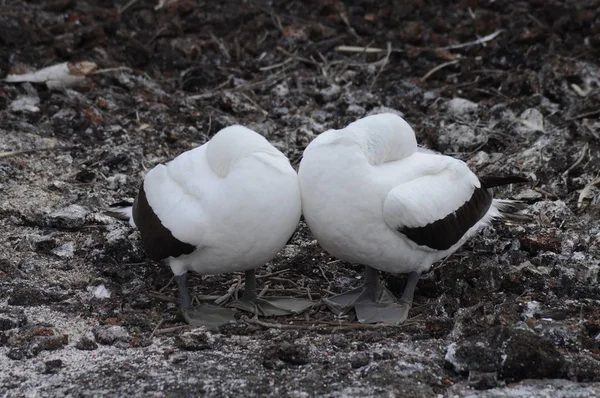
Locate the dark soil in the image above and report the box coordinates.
[1,0,600,396]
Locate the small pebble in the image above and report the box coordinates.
[446,97,478,116]
[43,359,63,374]
[93,325,130,346]
[75,337,98,351]
[174,331,212,351]
[319,84,341,102]
[351,354,370,369]
[43,205,89,229]
[0,308,28,331]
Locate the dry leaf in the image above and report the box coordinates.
[5,61,97,89]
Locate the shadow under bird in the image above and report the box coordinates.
[298,113,528,325]
[108,125,313,327]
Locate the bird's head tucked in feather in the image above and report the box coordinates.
[344,113,418,165]
[206,125,282,178]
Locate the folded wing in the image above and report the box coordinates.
[383,158,492,251]
[133,147,212,260]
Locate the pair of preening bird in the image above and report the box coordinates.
[111,113,527,327]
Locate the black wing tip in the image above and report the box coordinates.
[109,200,134,208]
[104,210,130,221]
[398,186,493,251]
[481,175,529,188]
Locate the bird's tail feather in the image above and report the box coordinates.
[481,175,529,188]
[492,199,531,221]
[105,201,136,227]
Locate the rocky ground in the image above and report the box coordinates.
[1,0,600,396]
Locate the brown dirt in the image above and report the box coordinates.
[1,0,600,396]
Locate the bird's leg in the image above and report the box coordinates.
[323,266,381,316]
[362,265,380,299]
[358,266,398,304]
[175,272,237,328]
[242,269,257,299]
[325,266,419,325]
[400,271,419,305]
[354,269,420,325]
[228,269,315,316]
[175,273,192,309]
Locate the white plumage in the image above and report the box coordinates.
[298,113,525,324]
[142,126,301,276]
[116,125,310,326]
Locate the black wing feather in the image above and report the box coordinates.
[480,175,529,188]
[132,183,196,261]
[397,183,493,251]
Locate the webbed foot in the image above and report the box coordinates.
[229,296,314,316]
[182,304,237,328]
[227,269,315,316]
[323,267,419,325]
[176,273,237,328]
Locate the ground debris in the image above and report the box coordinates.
[5,61,97,90]
[92,325,130,346]
[0,308,28,331]
[174,329,214,351]
[445,326,565,381]
[263,340,309,368]
[75,337,98,351]
[0,0,599,395]
[5,326,68,360]
[41,205,90,229]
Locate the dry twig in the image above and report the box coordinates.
[0,146,74,158]
[259,57,294,71]
[242,317,410,330]
[562,143,589,176]
[421,60,460,82]
[154,325,192,335]
[369,42,392,90]
[577,176,600,209]
[149,319,165,340]
[336,30,503,55]
[566,109,600,121]
[118,0,140,14]
[436,30,503,50]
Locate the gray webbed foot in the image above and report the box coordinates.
[227,270,315,316]
[323,266,419,325]
[353,300,411,325]
[176,273,237,328]
[323,286,367,315]
[229,296,314,316]
[182,304,237,328]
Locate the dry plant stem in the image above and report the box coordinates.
[369,42,392,90]
[118,0,139,14]
[91,66,133,74]
[577,176,600,209]
[335,30,503,54]
[339,11,361,41]
[436,30,503,50]
[566,109,600,121]
[242,317,412,330]
[562,143,589,176]
[421,60,460,82]
[154,325,192,335]
[148,292,178,303]
[149,319,165,340]
[259,57,294,71]
[255,268,291,279]
[0,146,74,158]
[214,278,242,305]
[158,276,174,293]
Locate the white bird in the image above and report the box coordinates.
[298,113,527,325]
[109,125,312,327]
